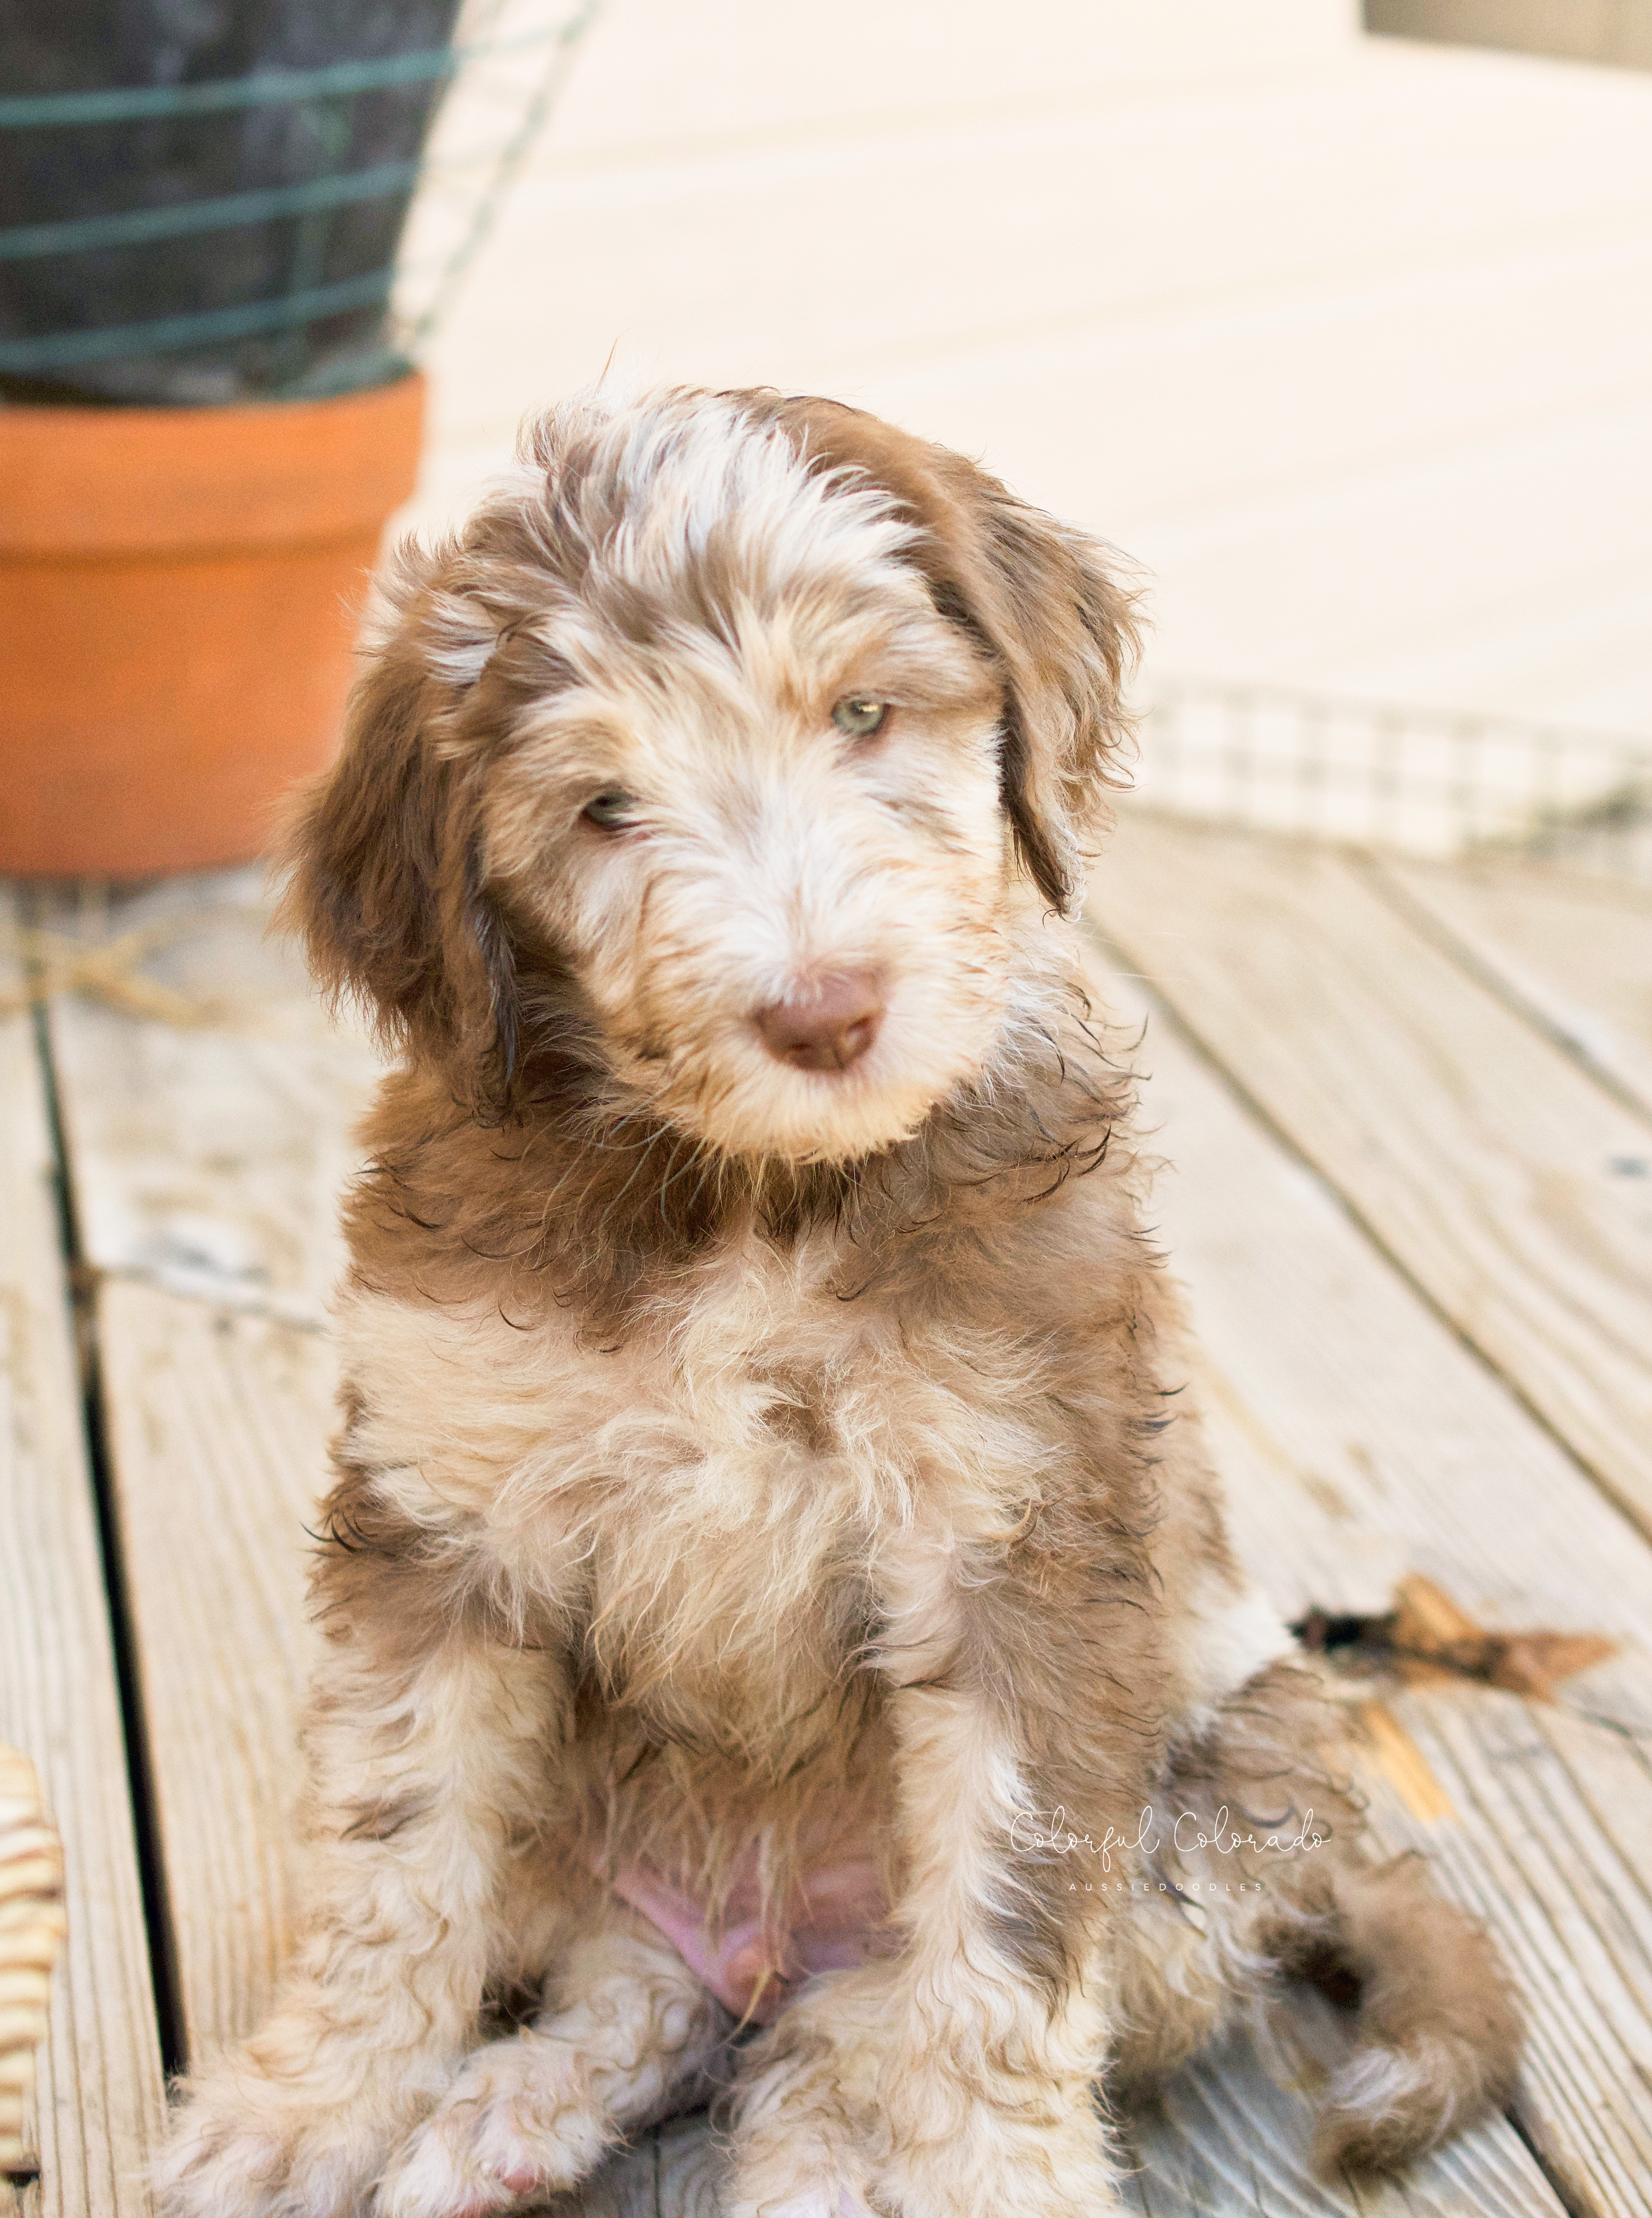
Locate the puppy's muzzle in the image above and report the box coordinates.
[756,971,885,1073]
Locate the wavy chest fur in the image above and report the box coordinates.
[332,1219,1097,1764]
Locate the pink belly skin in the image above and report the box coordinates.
[605,1854,895,2022]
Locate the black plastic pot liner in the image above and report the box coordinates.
[0,0,463,403]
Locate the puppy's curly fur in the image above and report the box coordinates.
[157,386,1521,2217]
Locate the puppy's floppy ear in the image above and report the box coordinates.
[741,394,1140,914]
[275,550,525,1112]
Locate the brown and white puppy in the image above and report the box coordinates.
[157,386,1520,2218]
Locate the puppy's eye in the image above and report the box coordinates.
[582,788,638,831]
[831,696,888,739]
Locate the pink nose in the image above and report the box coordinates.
[756,972,885,1073]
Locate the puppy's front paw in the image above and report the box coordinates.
[873,2101,1116,2218]
[733,2096,1113,2218]
[376,2032,617,2217]
[726,1968,1119,2218]
[155,1984,468,2218]
[726,2132,879,2218]
[154,2085,291,2218]
[157,2046,420,2218]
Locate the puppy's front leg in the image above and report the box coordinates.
[157,1618,562,2218]
[731,1527,1129,2217]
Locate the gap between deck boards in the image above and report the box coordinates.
[20,891,187,2084]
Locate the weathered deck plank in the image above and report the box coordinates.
[1371,854,1652,1122]
[1087,945,1652,2216]
[36,880,365,2058]
[1358,1687,1652,2218]
[93,1287,330,2056]
[40,873,377,1328]
[45,869,1651,2213]
[1095,811,1652,1543]
[0,894,165,2218]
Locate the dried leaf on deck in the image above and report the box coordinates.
[1296,1574,1616,1704]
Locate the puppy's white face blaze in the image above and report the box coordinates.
[491,603,1011,1164]
[477,404,1019,1164]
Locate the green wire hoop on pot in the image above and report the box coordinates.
[0,0,598,402]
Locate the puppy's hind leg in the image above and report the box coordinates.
[378,1902,732,2218]
[1176,1658,1523,2170]
[1111,1655,1523,2173]
[1310,1853,1522,2173]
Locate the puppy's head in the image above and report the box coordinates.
[282,387,1137,1164]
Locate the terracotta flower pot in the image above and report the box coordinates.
[0,370,425,878]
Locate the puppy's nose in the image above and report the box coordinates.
[756,972,885,1073]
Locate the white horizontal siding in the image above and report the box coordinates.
[401,0,1652,738]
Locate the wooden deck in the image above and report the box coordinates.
[4,812,1651,2218]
